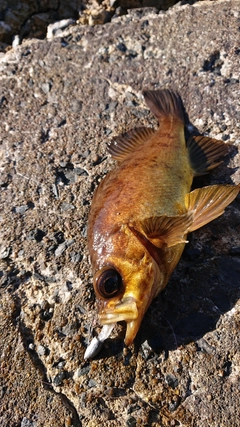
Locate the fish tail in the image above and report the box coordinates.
[143,89,185,124]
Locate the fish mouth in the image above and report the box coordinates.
[99,296,143,346]
[99,296,138,323]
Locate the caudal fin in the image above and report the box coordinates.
[143,89,185,123]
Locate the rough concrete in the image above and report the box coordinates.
[0,0,84,50]
[0,0,179,51]
[0,1,239,426]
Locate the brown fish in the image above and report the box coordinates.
[86,89,239,355]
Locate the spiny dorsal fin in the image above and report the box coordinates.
[186,184,239,232]
[107,127,155,162]
[131,212,194,249]
[187,135,229,176]
[143,89,185,123]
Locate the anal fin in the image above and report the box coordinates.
[186,185,239,232]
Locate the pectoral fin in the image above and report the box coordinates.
[129,213,193,257]
[186,185,239,232]
[108,127,155,162]
[141,214,193,247]
[187,135,229,176]
[129,185,239,255]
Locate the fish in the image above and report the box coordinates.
[84,88,239,359]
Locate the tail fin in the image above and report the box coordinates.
[143,89,185,123]
[143,89,230,176]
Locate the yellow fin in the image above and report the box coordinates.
[138,212,194,248]
[187,135,229,176]
[107,127,155,162]
[143,89,185,123]
[186,185,239,232]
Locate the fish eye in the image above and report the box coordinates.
[96,269,123,299]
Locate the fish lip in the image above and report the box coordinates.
[125,320,141,346]
[99,296,138,324]
[99,296,144,346]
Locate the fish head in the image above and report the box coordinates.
[91,225,164,346]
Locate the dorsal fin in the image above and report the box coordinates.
[107,127,155,162]
[143,89,185,123]
[187,135,229,176]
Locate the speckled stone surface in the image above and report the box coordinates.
[0,0,178,51]
[0,1,240,426]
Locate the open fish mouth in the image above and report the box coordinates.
[84,298,140,359]
[99,296,139,324]
[99,296,144,346]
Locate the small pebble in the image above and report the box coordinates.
[196,338,216,354]
[70,252,82,263]
[81,226,88,238]
[0,246,11,259]
[61,202,75,211]
[55,242,67,257]
[52,183,59,198]
[12,35,20,48]
[126,416,137,427]
[165,374,179,389]
[59,161,69,168]
[41,82,51,94]
[75,366,90,377]
[37,344,48,356]
[53,371,66,386]
[71,99,82,113]
[88,379,97,388]
[47,19,75,39]
[57,361,66,369]
[74,167,88,176]
[21,417,36,427]
[15,205,29,214]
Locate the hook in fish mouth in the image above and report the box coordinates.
[84,297,140,359]
[84,323,115,360]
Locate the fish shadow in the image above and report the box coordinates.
[98,216,240,359]
[135,138,240,355]
[137,198,240,354]
[97,172,239,360]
